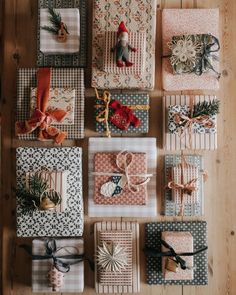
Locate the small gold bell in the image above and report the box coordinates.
[57,22,67,43]
[165,258,179,273]
[39,196,56,211]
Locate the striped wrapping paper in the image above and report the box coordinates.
[26,170,69,212]
[32,238,84,292]
[103,32,146,75]
[94,221,140,293]
[40,8,80,54]
[163,95,218,150]
[88,138,157,217]
[164,155,204,216]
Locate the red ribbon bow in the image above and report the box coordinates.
[15,68,67,144]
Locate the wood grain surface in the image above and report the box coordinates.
[1,0,236,294]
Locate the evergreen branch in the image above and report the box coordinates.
[48,7,62,28]
[193,99,220,118]
[41,25,58,35]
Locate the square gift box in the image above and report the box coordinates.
[32,238,84,292]
[162,9,220,90]
[16,68,85,140]
[163,95,218,150]
[88,138,157,217]
[37,0,87,67]
[16,147,83,237]
[94,221,140,293]
[164,154,205,216]
[145,221,208,285]
[92,0,157,89]
[95,92,149,135]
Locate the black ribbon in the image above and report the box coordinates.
[20,239,94,273]
[144,239,208,270]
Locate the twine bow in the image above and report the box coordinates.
[15,68,67,144]
[95,88,111,137]
[144,239,208,270]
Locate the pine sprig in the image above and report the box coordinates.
[41,7,69,35]
[193,99,220,118]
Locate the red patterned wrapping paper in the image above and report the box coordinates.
[94,152,147,205]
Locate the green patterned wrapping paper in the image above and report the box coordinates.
[95,93,149,135]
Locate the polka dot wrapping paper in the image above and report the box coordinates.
[145,221,208,285]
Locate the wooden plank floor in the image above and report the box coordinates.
[1,0,236,294]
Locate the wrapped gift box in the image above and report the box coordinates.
[88,138,157,217]
[163,95,218,150]
[37,0,87,67]
[164,155,204,216]
[30,87,75,125]
[162,231,194,280]
[103,32,146,75]
[16,147,83,237]
[145,221,208,285]
[162,9,220,90]
[93,152,148,205]
[92,0,157,89]
[95,93,149,135]
[16,68,85,140]
[94,221,140,293]
[32,238,84,292]
[40,8,80,54]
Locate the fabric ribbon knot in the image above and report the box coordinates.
[15,68,67,144]
[144,239,208,270]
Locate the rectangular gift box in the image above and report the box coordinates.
[145,221,208,285]
[16,147,84,237]
[88,138,157,217]
[30,87,75,125]
[32,238,84,292]
[94,221,140,293]
[163,95,218,150]
[91,0,157,89]
[164,155,204,216]
[103,32,146,75]
[162,9,220,90]
[16,68,85,140]
[95,93,149,135]
[161,231,194,280]
[37,0,87,67]
[40,8,80,54]
[93,152,148,205]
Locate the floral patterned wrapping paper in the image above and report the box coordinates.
[94,152,148,205]
[30,87,75,125]
[162,9,220,90]
[162,231,194,280]
[92,0,157,89]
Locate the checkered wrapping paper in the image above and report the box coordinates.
[88,138,157,217]
[16,68,85,140]
[95,93,149,135]
[164,155,204,216]
[40,8,80,54]
[30,87,75,125]
[94,152,148,205]
[95,221,140,293]
[163,95,217,150]
[32,238,84,292]
[103,32,146,75]
[145,221,208,285]
[37,0,87,67]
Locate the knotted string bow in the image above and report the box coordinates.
[15,68,67,144]
[144,239,208,270]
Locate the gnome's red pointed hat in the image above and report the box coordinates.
[117,21,129,36]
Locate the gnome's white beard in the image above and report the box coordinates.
[118,32,129,46]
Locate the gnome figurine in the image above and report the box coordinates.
[111,21,137,67]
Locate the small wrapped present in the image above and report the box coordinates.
[161,231,194,280]
[95,90,150,135]
[30,87,75,125]
[32,238,84,292]
[144,221,208,285]
[95,221,140,293]
[103,31,146,75]
[93,151,150,205]
[40,8,80,54]
[162,9,220,90]
[163,95,219,150]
